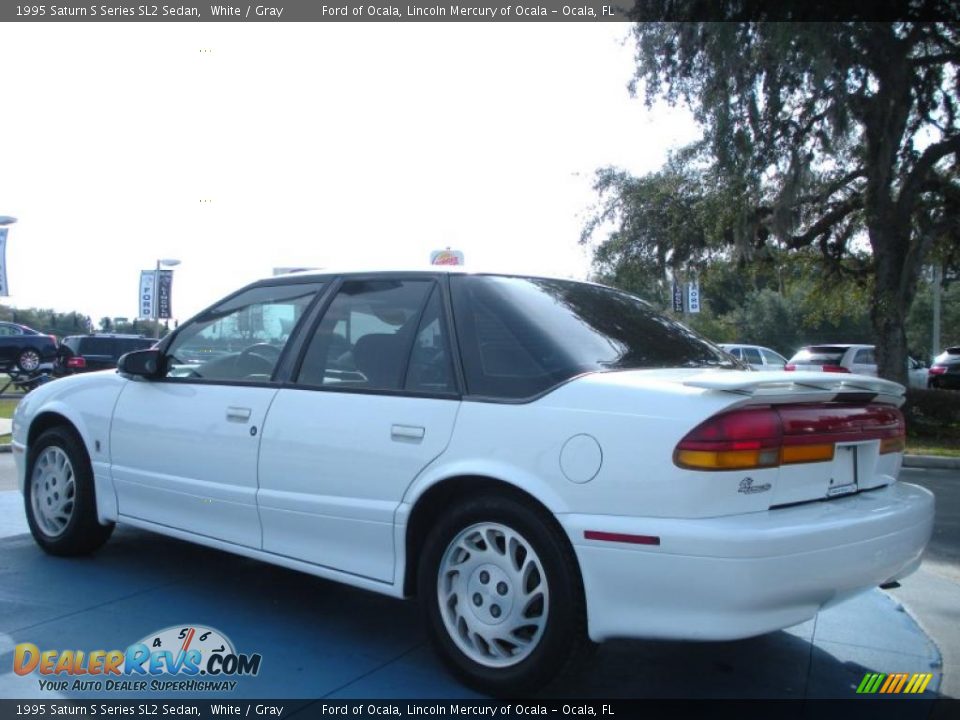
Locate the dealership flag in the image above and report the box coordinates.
[139,271,156,319]
[0,228,8,297]
[672,281,683,312]
[157,269,173,319]
[687,279,701,313]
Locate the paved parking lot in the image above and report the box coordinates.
[0,456,955,700]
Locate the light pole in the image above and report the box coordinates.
[154,258,180,338]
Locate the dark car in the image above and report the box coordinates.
[928,347,960,390]
[58,334,156,374]
[0,322,58,373]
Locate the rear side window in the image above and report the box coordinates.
[450,275,731,399]
[853,348,876,364]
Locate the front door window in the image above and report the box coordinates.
[165,283,321,382]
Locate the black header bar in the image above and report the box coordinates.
[3,1,959,23]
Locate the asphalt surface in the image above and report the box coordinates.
[0,456,955,700]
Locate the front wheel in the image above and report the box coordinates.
[25,427,114,556]
[418,494,588,695]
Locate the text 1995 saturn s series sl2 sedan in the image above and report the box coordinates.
[13,269,934,693]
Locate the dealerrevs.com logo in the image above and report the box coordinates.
[14,625,262,693]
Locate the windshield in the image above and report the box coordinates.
[788,346,850,365]
[450,275,736,399]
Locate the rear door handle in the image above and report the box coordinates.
[226,406,252,422]
[391,424,425,441]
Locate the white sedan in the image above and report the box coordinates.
[13,269,934,694]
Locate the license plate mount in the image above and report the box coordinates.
[827,444,859,498]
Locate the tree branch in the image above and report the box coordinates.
[911,52,960,67]
[796,169,866,205]
[784,196,863,249]
[897,135,960,217]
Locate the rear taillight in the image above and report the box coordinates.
[65,357,86,369]
[821,364,850,373]
[929,365,947,376]
[674,404,905,470]
[673,408,782,471]
[784,364,796,371]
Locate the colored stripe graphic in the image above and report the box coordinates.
[857,672,932,694]
[910,674,933,693]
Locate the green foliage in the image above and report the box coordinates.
[584,13,960,382]
[0,305,93,337]
[903,388,960,441]
[0,305,166,339]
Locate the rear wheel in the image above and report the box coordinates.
[16,348,41,373]
[418,494,587,695]
[25,427,114,556]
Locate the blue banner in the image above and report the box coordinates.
[0,227,8,297]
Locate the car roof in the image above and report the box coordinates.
[719,343,777,351]
[263,265,588,284]
[798,344,872,350]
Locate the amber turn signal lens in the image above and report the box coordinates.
[781,444,835,465]
[880,437,906,454]
[674,448,780,471]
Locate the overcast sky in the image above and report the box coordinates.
[0,22,699,325]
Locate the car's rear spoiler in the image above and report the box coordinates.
[682,371,906,407]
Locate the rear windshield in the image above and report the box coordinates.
[450,275,733,399]
[788,346,848,365]
[934,348,960,365]
[76,337,154,359]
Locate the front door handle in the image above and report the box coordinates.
[391,424,425,441]
[226,406,252,422]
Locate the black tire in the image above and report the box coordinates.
[418,493,588,696]
[17,348,42,373]
[24,427,114,556]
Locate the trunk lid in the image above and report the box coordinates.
[677,370,905,507]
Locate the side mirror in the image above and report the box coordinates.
[118,349,164,378]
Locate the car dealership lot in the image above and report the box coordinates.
[0,456,955,700]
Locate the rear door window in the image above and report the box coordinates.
[760,348,787,366]
[742,347,763,365]
[297,279,435,391]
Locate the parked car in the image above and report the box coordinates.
[0,321,58,373]
[785,344,928,389]
[57,334,156,375]
[928,347,960,390]
[13,269,933,694]
[718,343,787,371]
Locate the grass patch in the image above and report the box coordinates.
[0,398,19,419]
[906,437,960,457]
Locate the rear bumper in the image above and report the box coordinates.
[559,482,934,643]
